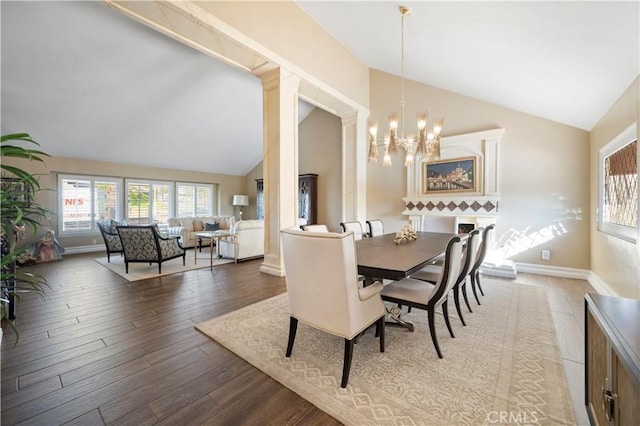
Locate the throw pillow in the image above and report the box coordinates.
[205,222,220,231]
[193,219,204,232]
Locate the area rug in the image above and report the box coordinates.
[95,251,234,282]
[196,281,576,425]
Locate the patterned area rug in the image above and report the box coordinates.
[196,281,576,425]
[95,251,234,282]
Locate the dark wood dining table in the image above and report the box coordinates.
[355,231,459,283]
[355,231,460,331]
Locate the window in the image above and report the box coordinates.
[125,179,173,225]
[176,182,214,217]
[59,175,122,234]
[598,123,638,243]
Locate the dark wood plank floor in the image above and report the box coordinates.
[1,252,341,425]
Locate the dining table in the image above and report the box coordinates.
[355,231,459,283]
[355,231,461,331]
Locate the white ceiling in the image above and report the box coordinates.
[298,1,639,131]
[2,2,638,176]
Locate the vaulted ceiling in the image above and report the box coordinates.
[2,1,638,176]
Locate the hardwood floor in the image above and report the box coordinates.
[2,252,592,425]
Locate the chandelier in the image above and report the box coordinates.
[368,6,444,167]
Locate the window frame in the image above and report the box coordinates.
[598,123,638,243]
[124,178,174,225]
[58,174,124,236]
[175,182,216,217]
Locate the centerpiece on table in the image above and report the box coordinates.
[393,225,417,245]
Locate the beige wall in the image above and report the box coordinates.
[368,69,591,270]
[298,108,342,231]
[589,77,640,298]
[246,107,343,230]
[4,155,246,250]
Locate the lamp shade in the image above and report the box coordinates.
[232,195,249,206]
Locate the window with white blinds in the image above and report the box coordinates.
[125,179,173,225]
[58,175,123,234]
[176,182,214,217]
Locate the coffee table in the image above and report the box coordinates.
[193,231,237,269]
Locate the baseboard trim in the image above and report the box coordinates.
[513,262,590,280]
[585,271,620,297]
[64,245,106,255]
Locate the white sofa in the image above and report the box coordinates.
[218,219,264,261]
[166,216,235,248]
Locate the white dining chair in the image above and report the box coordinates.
[340,221,365,240]
[281,227,386,387]
[301,224,329,232]
[366,219,384,237]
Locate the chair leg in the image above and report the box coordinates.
[125,262,129,273]
[107,252,111,263]
[471,273,481,305]
[476,271,485,296]
[462,280,473,313]
[285,317,298,357]
[341,338,355,388]
[442,300,455,338]
[158,263,162,274]
[428,308,443,358]
[376,316,385,353]
[453,283,466,326]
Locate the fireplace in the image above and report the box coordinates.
[402,128,516,278]
[458,223,475,234]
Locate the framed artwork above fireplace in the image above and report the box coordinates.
[422,156,477,194]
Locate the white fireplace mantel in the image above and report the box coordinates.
[403,128,505,231]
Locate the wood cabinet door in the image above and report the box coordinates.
[614,355,640,425]
[587,310,610,426]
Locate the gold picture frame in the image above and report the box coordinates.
[422,156,477,194]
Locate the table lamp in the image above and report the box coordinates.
[232,195,249,220]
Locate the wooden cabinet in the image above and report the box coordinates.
[585,293,640,425]
[256,174,318,225]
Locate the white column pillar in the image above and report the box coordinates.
[341,109,368,223]
[259,68,300,277]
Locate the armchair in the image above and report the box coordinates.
[281,228,385,388]
[116,225,185,274]
[97,219,124,262]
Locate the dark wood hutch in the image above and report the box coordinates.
[256,174,318,225]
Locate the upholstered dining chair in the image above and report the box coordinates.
[281,228,386,388]
[469,224,496,305]
[366,219,384,238]
[116,225,186,274]
[411,229,482,326]
[300,224,329,232]
[340,221,365,240]
[380,236,463,358]
[96,219,124,262]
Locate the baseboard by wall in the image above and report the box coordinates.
[64,245,105,255]
[515,262,589,280]
[511,262,618,296]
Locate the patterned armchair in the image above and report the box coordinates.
[97,220,124,262]
[116,225,185,274]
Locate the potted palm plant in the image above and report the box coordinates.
[1,133,51,342]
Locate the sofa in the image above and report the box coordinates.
[166,216,235,248]
[218,219,264,261]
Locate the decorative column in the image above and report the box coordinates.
[341,110,368,223]
[259,68,300,277]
